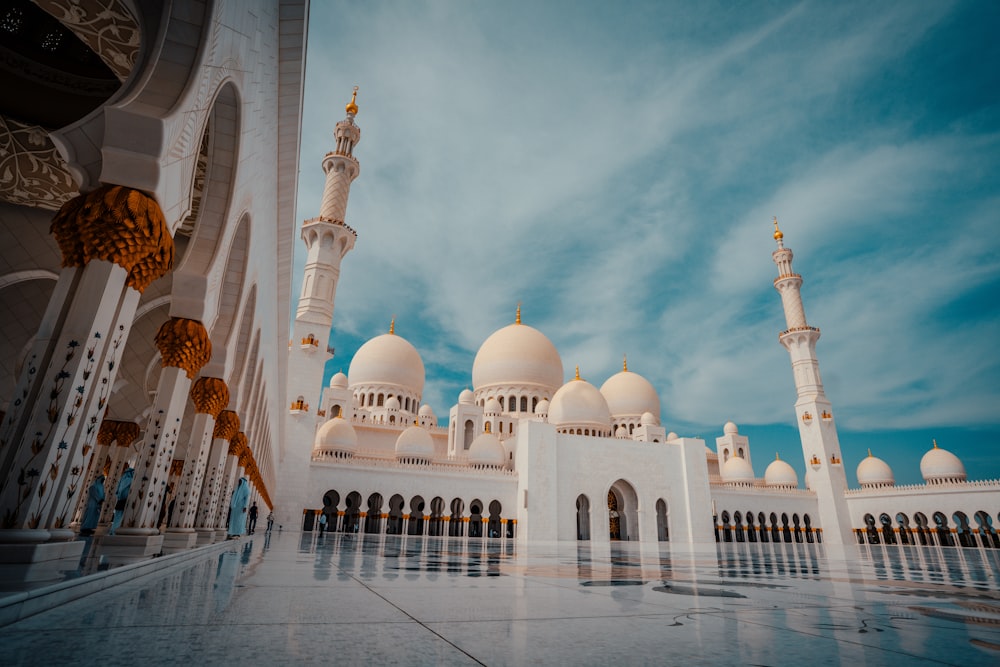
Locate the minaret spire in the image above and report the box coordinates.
[772,221,853,545]
[296,89,362,325]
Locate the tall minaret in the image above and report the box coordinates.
[279,89,361,530]
[295,87,361,327]
[771,219,854,545]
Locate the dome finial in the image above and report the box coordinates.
[574,365,581,381]
[933,438,938,449]
[515,302,521,325]
[389,316,395,335]
[775,452,780,460]
[623,354,628,372]
[337,405,344,418]
[868,448,873,457]
[772,216,783,242]
[484,421,491,434]
[345,86,359,115]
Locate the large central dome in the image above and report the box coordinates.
[472,322,563,393]
[348,333,425,395]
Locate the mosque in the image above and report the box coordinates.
[0,0,997,589]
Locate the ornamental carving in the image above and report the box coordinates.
[154,318,211,379]
[213,410,240,441]
[96,419,118,446]
[50,185,174,292]
[0,116,77,210]
[32,0,139,83]
[114,420,140,447]
[189,377,229,417]
[228,432,247,456]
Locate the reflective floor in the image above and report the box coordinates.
[3,531,1000,665]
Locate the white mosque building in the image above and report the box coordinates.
[277,94,1000,550]
[0,0,997,590]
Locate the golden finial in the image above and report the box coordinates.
[775,452,780,460]
[868,448,872,457]
[574,365,581,381]
[623,354,628,372]
[933,439,938,449]
[389,317,395,335]
[345,86,359,115]
[772,216,783,241]
[515,303,521,325]
[484,421,492,434]
[337,405,344,418]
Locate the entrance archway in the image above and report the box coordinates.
[607,480,639,541]
[322,489,340,533]
[655,499,669,542]
[576,495,591,541]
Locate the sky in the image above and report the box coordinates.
[292,1,1000,486]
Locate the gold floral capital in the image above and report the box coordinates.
[228,432,247,456]
[213,410,240,440]
[50,184,174,292]
[190,377,229,417]
[114,421,141,447]
[97,419,118,446]
[155,317,212,379]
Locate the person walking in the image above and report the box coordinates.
[248,503,259,534]
[318,512,327,536]
[266,511,274,532]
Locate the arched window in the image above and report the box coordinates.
[520,396,528,412]
[863,513,879,544]
[377,393,384,407]
[720,511,732,542]
[498,396,505,411]
[656,499,669,541]
[532,397,538,413]
[896,513,911,545]
[463,420,475,450]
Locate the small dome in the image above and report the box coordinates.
[548,375,611,433]
[385,396,400,410]
[599,367,661,421]
[723,421,738,435]
[468,430,505,468]
[329,372,348,388]
[720,455,755,484]
[459,389,475,405]
[314,415,358,455]
[472,321,563,394]
[857,450,895,488]
[484,397,501,414]
[418,404,435,417]
[920,441,966,483]
[395,424,434,461]
[667,431,679,441]
[534,398,550,416]
[764,455,798,488]
[615,425,629,439]
[348,332,425,395]
[640,411,657,426]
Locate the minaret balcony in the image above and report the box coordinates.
[301,335,320,351]
[809,454,822,470]
[289,400,310,415]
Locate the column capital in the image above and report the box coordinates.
[189,377,229,417]
[228,431,247,456]
[213,410,240,440]
[155,317,211,379]
[114,421,141,447]
[50,184,174,292]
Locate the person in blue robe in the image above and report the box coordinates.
[80,473,105,535]
[109,468,134,535]
[228,477,250,538]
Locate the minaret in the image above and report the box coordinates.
[279,89,362,531]
[295,87,361,326]
[771,218,854,545]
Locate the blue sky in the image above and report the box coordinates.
[292,1,1000,486]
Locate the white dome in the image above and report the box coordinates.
[395,424,434,461]
[640,411,657,426]
[472,322,563,394]
[349,333,425,395]
[385,395,400,410]
[723,421,739,435]
[667,431,679,441]
[615,425,629,439]
[548,376,611,433]
[459,389,475,404]
[534,398,550,416]
[484,397,501,414]
[600,369,660,421]
[329,372,348,388]
[920,442,966,483]
[857,450,895,487]
[418,404,435,417]
[314,416,358,454]
[764,455,798,488]
[468,431,505,468]
[720,455,755,483]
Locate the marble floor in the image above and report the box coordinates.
[2,531,999,666]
